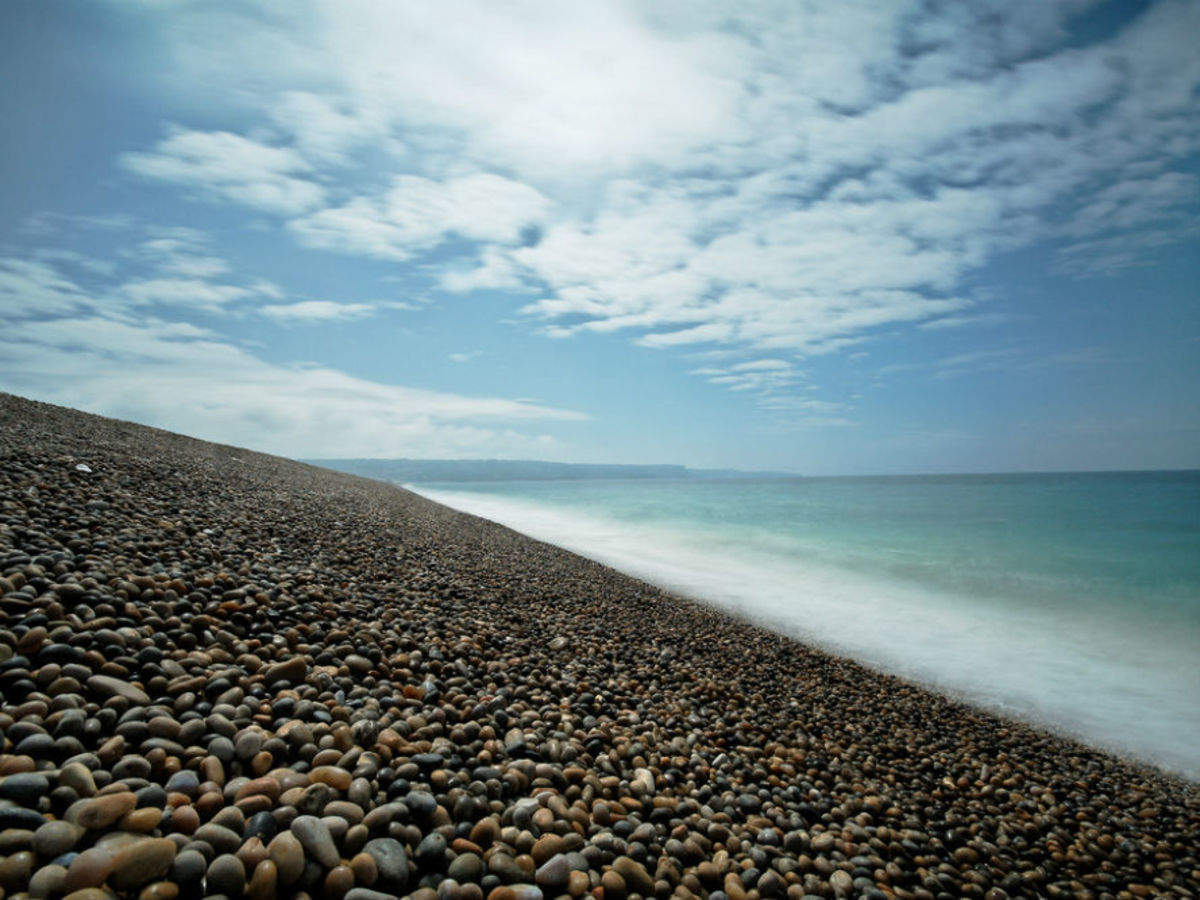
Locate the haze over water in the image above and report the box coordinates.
[414,471,1200,779]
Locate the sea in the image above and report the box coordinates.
[410,471,1200,780]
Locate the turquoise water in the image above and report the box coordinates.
[413,472,1200,779]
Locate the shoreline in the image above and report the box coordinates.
[2,392,1197,899]
[406,483,1200,786]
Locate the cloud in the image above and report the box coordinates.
[258,300,376,322]
[919,313,1009,331]
[290,172,551,260]
[121,126,326,215]
[84,0,1200,415]
[0,263,583,457]
[0,258,95,319]
[118,278,261,309]
[448,350,482,363]
[690,358,800,393]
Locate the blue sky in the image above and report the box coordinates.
[1,0,1197,474]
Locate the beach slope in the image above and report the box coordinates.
[0,393,1195,899]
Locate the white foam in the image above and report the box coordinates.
[414,484,1200,780]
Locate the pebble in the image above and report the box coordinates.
[0,772,49,805]
[34,820,84,857]
[292,814,340,868]
[86,674,150,705]
[268,831,306,885]
[109,837,176,890]
[75,793,137,830]
[206,853,246,896]
[365,837,410,890]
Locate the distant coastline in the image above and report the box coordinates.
[307,457,1200,485]
[305,457,793,482]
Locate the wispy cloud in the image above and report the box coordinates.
[0,247,585,456]
[121,126,326,215]
[289,173,550,261]
[257,300,377,323]
[114,1,1198,391]
[16,0,1200,444]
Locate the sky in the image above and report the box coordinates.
[1,0,1197,475]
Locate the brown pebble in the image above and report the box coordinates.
[268,831,306,885]
[64,847,116,893]
[75,792,137,830]
[349,851,378,886]
[325,863,355,900]
[246,858,278,900]
[110,837,177,890]
[139,882,180,900]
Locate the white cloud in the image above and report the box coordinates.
[93,0,1200,413]
[919,313,1009,331]
[119,278,258,309]
[290,172,550,260]
[0,258,95,319]
[258,300,376,322]
[0,257,582,456]
[448,351,482,363]
[121,126,326,215]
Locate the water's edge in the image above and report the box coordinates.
[409,482,1200,782]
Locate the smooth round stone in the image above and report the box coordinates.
[309,766,352,791]
[207,853,246,896]
[0,806,47,830]
[194,822,241,856]
[263,656,307,686]
[58,763,96,798]
[170,805,199,835]
[612,857,654,895]
[76,792,137,830]
[325,863,355,899]
[234,732,263,760]
[449,852,484,883]
[246,858,278,900]
[64,846,116,892]
[29,861,68,897]
[110,836,177,890]
[828,869,853,896]
[535,855,570,890]
[404,791,437,819]
[0,772,50,805]
[268,831,306,885]
[0,828,34,855]
[363,838,409,891]
[122,807,164,834]
[170,848,206,885]
[34,820,85,857]
[139,882,180,900]
[349,851,378,886]
[487,887,544,900]
[414,832,446,870]
[412,753,443,771]
[87,674,150,705]
[488,853,526,884]
[164,770,199,796]
[0,849,35,891]
[566,870,589,897]
[244,810,277,842]
[291,814,339,868]
[600,870,626,899]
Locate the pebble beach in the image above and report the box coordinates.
[0,392,1196,900]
